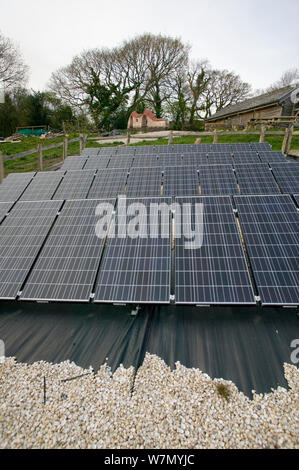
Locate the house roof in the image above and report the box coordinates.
[129,109,167,122]
[206,84,298,121]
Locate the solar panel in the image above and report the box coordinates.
[271,162,299,194]
[235,163,280,194]
[0,200,63,299]
[231,143,253,152]
[52,170,95,200]
[94,196,171,303]
[20,171,65,201]
[107,155,134,169]
[157,154,184,168]
[60,156,87,170]
[0,172,35,202]
[210,143,232,152]
[199,164,239,195]
[250,142,272,151]
[82,148,100,156]
[163,166,199,196]
[88,168,128,198]
[235,194,299,306]
[83,156,110,170]
[182,153,208,166]
[177,144,210,153]
[134,146,158,155]
[131,154,159,168]
[97,147,118,156]
[175,196,255,304]
[258,151,288,163]
[0,202,14,224]
[20,199,114,302]
[126,167,162,197]
[233,152,261,165]
[207,152,233,165]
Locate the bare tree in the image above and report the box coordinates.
[0,31,28,88]
[201,70,251,117]
[267,68,299,91]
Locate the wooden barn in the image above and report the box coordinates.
[205,83,299,130]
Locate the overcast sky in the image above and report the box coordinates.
[1,0,298,92]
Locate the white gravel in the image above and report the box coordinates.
[0,353,298,449]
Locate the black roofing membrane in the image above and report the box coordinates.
[0,301,298,397]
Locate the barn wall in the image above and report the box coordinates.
[205,104,282,130]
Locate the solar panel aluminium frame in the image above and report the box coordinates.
[234,194,299,306]
[174,195,256,305]
[93,196,172,304]
[20,198,116,303]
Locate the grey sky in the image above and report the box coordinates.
[1,0,298,92]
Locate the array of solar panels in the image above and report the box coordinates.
[0,142,298,307]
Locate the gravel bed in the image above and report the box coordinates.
[0,353,298,449]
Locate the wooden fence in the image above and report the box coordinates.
[0,128,297,183]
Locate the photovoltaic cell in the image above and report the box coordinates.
[258,151,287,163]
[20,171,65,201]
[20,199,114,302]
[207,153,233,165]
[175,196,255,304]
[271,162,299,194]
[94,197,171,303]
[88,168,128,198]
[60,156,87,170]
[177,144,210,153]
[0,172,35,202]
[210,143,232,152]
[235,163,280,194]
[82,148,100,156]
[231,143,253,152]
[233,152,261,165]
[199,164,239,195]
[250,142,272,151]
[235,194,299,306]
[0,202,14,224]
[182,153,208,166]
[83,156,110,169]
[157,154,184,168]
[107,156,134,169]
[126,167,162,197]
[163,166,199,196]
[131,154,159,168]
[0,200,63,299]
[52,170,95,200]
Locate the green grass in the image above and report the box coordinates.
[2,132,298,175]
[4,141,80,175]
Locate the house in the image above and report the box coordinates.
[205,84,299,129]
[127,108,168,130]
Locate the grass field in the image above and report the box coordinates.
[1,133,298,175]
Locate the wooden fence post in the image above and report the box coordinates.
[281,127,289,153]
[195,137,201,144]
[83,134,88,150]
[213,129,218,143]
[63,137,68,160]
[37,144,43,171]
[0,152,4,183]
[126,131,131,146]
[168,130,173,145]
[79,134,83,155]
[286,124,294,154]
[259,124,266,142]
